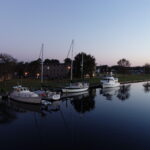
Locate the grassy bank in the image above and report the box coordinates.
[1,74,150,92]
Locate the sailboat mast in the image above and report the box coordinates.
[70,40,74,81]
[41,43,44,83]
[81,52,83,80]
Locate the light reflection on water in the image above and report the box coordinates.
[0,82,150,150]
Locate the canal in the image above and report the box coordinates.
[0,82,150,150]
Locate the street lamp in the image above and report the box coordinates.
[24,72,28,77]
[36,73,40,79]
[67,66,71,70]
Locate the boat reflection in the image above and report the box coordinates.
[100,87,120,100]
[62,91,89,99]
[8,100,42,113]
[0,100,17,124]
[100,84,131,101]
[143,82,150,93]
[70,89,96,114]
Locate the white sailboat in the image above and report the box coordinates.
[62,40,89,93]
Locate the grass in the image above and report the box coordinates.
[1,74,150,92]
[116,74,150,83]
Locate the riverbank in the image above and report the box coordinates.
[1,74,150,92]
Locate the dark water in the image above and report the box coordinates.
[1,82,150,150]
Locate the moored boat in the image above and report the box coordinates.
[62,40,89,93]
[100,75,120,88]
[62,82,89,93]
[10,85,41,104]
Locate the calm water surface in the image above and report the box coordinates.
[0,82,150,150]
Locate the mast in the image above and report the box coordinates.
[41,43,44,83]
[70,40,74,82]
[81,52,84,80]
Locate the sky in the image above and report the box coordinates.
[0,0,150,66]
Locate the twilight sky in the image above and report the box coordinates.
[0,0,150,66]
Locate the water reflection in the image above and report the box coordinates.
[100,87,119,100]
[0,100,17,124]
[117,84,131,101]
[70,89,96,114]
[9,100,41,113]
[143,82,150,93]
[1,82,150,150]
[100,85,131,101]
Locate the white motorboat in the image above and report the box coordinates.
[10,85,41,104]
[62,82,89,93]
[100,75,120,88]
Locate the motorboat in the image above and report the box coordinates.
[62,82,89,93]
[10,85,41,104]
[100,75,120,88]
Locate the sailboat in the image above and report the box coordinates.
[39,44,61,100]
[62,40,89,93]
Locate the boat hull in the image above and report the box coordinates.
[62,87,88,93]
[10,96,41,104]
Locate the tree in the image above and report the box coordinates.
[117,58,131,67]
[74,52,96,78]
[144,63,150,74]
[117,58,131,74]
[44,59,60,65]
[27,58,41,77]
[64,58,71,65]
[0,53,17,81]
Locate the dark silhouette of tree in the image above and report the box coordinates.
[117,84,131,101]
[117,58,130,67]
[27,58,41,78]
[71,89,96,114]
[74,52,96,78]
[44,59,60,65]
[144,63,150,74]
[64,58,71,65]
[15,61,29,78]
[117,58,131,73]
[0,53,17,81]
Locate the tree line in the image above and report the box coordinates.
[0,52,96,81]
[1,53,150,82]
[98,58,150,74]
